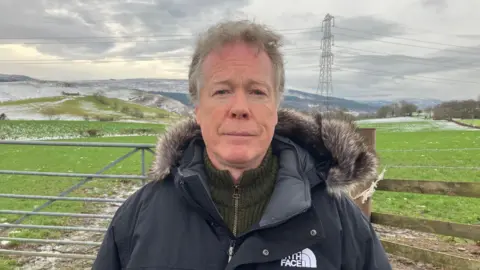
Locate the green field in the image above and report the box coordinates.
[0,135,158,269]
[0,120,166,140]
[368,130,479,224]
[356,120,479,224]
[455,118,480,127]
[0,97,64,106]
[0,95,177,122]
[0,118,479,268]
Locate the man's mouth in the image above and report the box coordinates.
[223,132,255,136]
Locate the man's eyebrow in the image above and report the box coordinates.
[213,79,271,87]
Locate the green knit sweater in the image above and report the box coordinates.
[203,147,279,236]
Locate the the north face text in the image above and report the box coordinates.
[280,248,317,268]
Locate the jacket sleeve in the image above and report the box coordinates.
[91,189,140,269]
[362,218,392,270]
[91,182,151,269]
[338,195,392,270]
[91,222,121,270]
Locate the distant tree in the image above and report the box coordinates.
[399,100,418,116]
[431,99,480,120]
[376,105,391,118]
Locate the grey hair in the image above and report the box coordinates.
[188,20,285,106]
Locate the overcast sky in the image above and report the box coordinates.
[0,0,479,101]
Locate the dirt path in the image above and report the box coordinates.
[374,224,480,270]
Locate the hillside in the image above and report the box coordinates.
[150,89,381,112]
[0,75,191,121]
[0,73,443,118]
[0,94,182,122]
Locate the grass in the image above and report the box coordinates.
[0,135,157,269]
[0,120,166,140]
[1,118,479,268]
[40,95,171,119]
[357,121,480,225]
[0,94,177,121]
[0,97,64,106]
[455,118,480,127]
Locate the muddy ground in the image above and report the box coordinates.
[1,183,479,270]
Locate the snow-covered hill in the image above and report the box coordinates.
[0,76,191,120]
[0,73,443,120]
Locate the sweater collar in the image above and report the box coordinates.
[203,146,278,208]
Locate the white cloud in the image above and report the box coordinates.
[0,0,479,101]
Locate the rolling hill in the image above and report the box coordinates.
[0,94,183,123]
[153,89,380,112]
[0,73,442,121]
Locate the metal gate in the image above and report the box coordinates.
[0,140,155,261]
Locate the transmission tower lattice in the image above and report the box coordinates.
[316,13,335,111]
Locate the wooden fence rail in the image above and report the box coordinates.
[377,179,480,198]
[354,128,480,270]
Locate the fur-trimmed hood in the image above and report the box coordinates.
[149,109,378,194]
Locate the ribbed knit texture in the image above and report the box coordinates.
[203,147,279,236]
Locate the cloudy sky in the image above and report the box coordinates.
[0,0,479,101]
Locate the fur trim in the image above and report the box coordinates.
[148,108,378,195]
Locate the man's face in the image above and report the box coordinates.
[195,41,278,170]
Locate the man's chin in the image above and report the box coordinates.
[223,135,256,145]
[219,147,253,164]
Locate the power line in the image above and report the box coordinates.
[291,63,480,85]
[0,26,322,41]
[366,22,480,39]
[1,23,477,59]
[334,26,479,51]
[333,45,480,71]
[1,44,478,72]
[0,46,317,64]
[0,28,323,45]
[334,32,480,56]
[2,54,479,86]
[335,66,480,85]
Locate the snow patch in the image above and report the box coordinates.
[356,117,427,124]
[0,98,84,120]
[357,117,480,132]
[16,183,141,270]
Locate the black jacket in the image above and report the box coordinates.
[92,109,392,270]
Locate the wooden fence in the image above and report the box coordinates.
[354,128,480,270]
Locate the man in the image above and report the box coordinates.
[92,20,392,269]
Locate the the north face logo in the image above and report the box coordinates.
[280,248,317,268]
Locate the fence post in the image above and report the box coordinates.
[353,128,376,219]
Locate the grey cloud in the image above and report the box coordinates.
[0,0,250,59]
[421,0,448,12]
[0,0,118,58]
[337,44,480,79]
[285,48,480,101]
[456,34,480,40]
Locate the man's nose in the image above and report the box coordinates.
[229,90,250,119]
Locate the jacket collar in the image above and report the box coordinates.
[149,108,379,197]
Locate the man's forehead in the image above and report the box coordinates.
[204,41,265,63]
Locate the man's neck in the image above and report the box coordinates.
[206,151,267,184]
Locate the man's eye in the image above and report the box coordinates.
[251,89,266,95]
[214,89,229,95]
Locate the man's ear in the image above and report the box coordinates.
[194,106,200,125]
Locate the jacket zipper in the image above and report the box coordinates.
[228,185,240,262]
